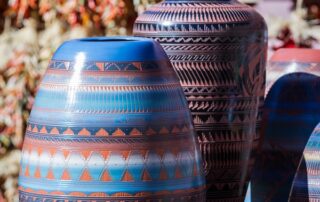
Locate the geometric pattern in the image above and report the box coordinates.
[19,47,206,201]
[20,147,200,182]
[133,1,268,201]
[20,128,206,201]
[48,60,171,72]
[20,125,206,200]
[25,123,193,137]
[19,188,206,202]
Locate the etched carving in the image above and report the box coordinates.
[134,1,267,200]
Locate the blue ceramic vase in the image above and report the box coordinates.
[18,37,206,201]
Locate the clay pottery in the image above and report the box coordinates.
[134,0,268,200]
[250,48,320,201]
[18,37,206,201]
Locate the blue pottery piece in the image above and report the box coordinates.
[290,123,320,201]
[250,49,320,202]
[18,37,206,201]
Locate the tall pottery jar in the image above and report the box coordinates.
[134,1,268,201]
[18,37,206,201]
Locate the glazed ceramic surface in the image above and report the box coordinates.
[133,0,268,201]
[289,123,320,201]
[18,37,206,201]
[251,49,320,201]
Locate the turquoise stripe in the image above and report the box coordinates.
[29,109,191,127]
[34,88,186,112]
[42,74,178,85]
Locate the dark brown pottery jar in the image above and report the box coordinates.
[133,1,268,201]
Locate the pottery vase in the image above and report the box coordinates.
[133,0,268,200]
[18,37,206,201]
[250,48,320,201]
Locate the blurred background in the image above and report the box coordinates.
[0,0,319,201]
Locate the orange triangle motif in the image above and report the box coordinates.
[79,128,91,136]
[62,150,70,159]
[63,128,74,135]
[81,151,92,160]
[34,168,41,179]
[145,128,156,135]
[48,148,56,157]
[24,166,30,177]
[172,148,179,157]
[37,147,43,156]
[175,167,183,179]
[121,151,131,160]
[50,127,59,135]
[80,169,92,181]
[159,168,168,180]
[51,191,65,195]
[37,190,48,195]
[141,170,152,181]
[132,62,142,71]
[100,170,112,181]
[171,126,180,134]
[130,128,141,136]
[159,127,169,135]
[113,128,126,136]
[156,149,165,159]
[61,169,71,180]
[140,150,148,159]
[100,151,110,160]
[121,170,134,182]
[89,192,107,197]
[46,169,55,180]
[32,126,39,133]
[96,128,109,136]
[96,62,104,71]
[182,126,189,132]
[40,126,48,134]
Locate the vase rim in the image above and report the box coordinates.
[52,36,168,62]
[76,36,151,42]
[271,48,320,63]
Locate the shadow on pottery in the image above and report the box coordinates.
[18,37,206,202]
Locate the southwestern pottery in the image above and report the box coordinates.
[289,123,320,201]
[18,37,206,201]
[133,0,268,201]
[250,49,320,201]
